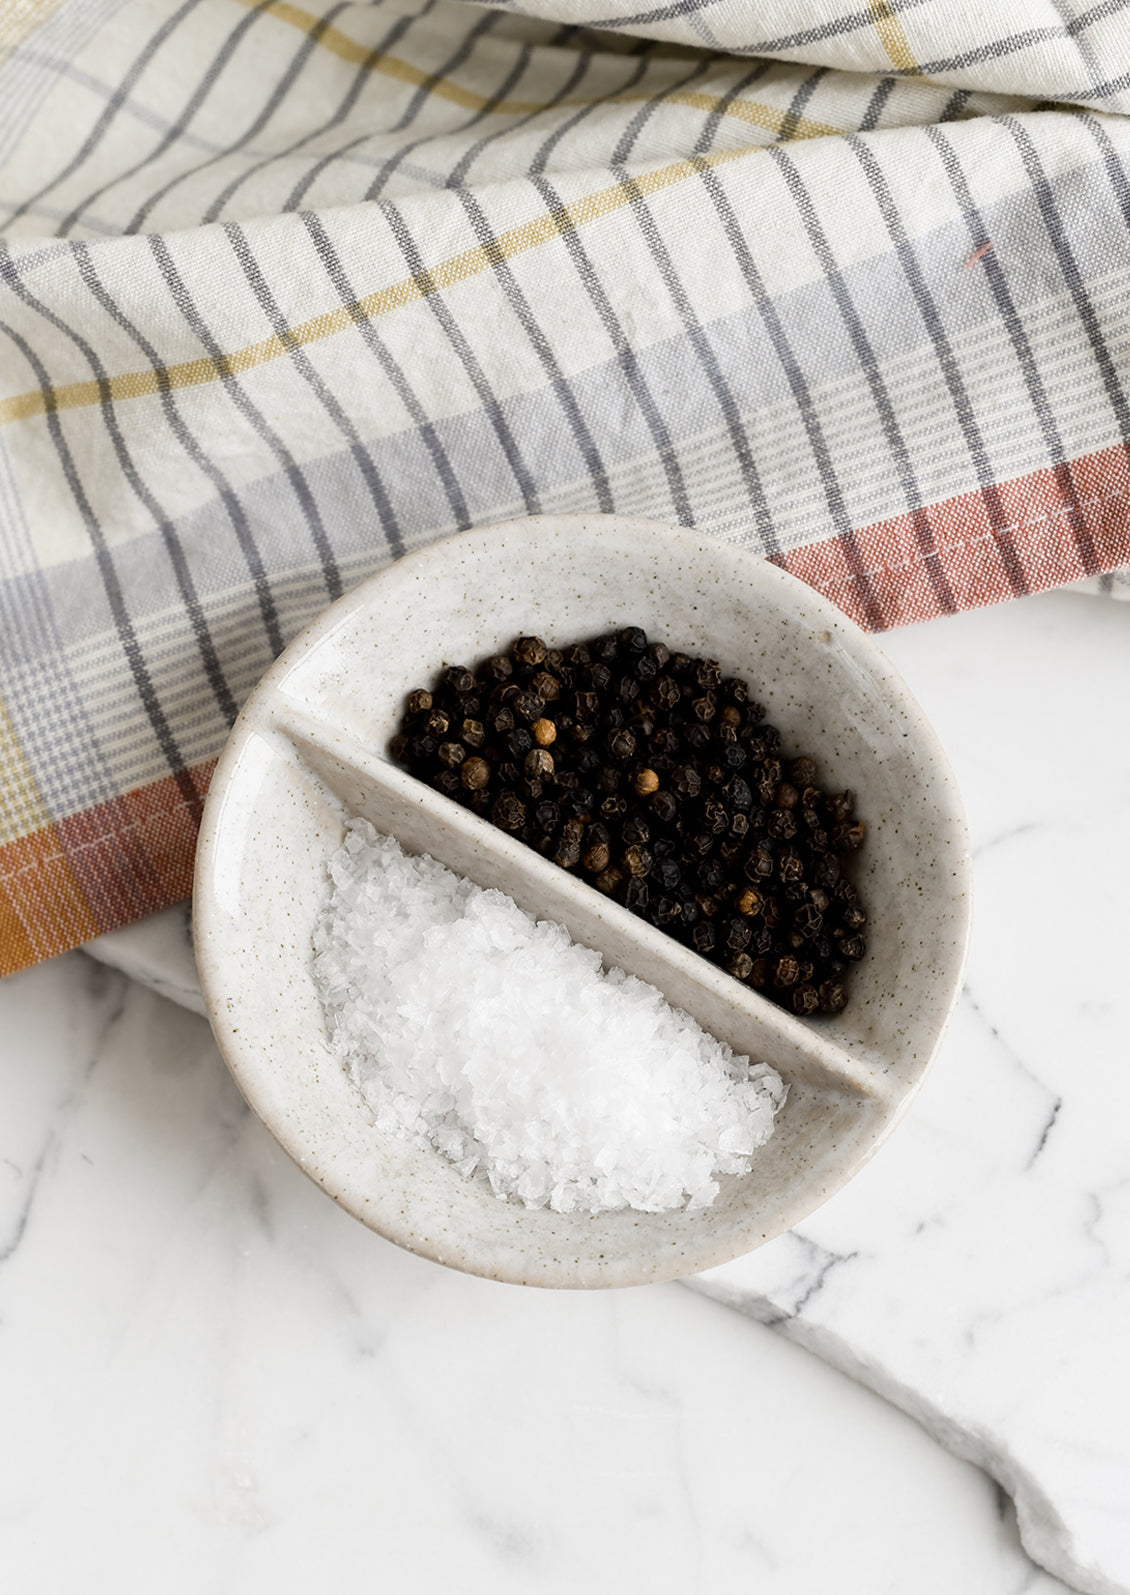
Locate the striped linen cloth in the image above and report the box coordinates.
[2,0,1130,976]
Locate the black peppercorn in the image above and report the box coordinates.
[778,851,804,884]
[702,798,728,835]
[554,819,583,868]
[624,877,650,913]
[792,983,820,1016]
[622,845,652,878]
[793,902,823,938]
[513,635,547,668]
[832,820,866,852]
[492,792,526,831]
[530,671,560,702]
[652,858,681,891]
[745,848,774,881]
[461,756,490,791]
[812,853,840,888]
[649,789,677,825]
[582,840,610,874]
[444,665,475,696]
[654,896,680,925]
[697,858,725,892]
[513,691,545,723]
[651,676,681,712]
[818,980,848,1014]
[767,809,797,841]
[622,814,650,847]
[616,674,640,704]
[482,655,512,684]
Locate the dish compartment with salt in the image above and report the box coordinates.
[193,514,972,1288]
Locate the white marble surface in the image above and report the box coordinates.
[0,952,1069,1594]
[19,586,1129,1592]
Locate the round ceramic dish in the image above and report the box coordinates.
[193,514,971,1289]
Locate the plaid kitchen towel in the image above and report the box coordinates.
[3,0,1130,975]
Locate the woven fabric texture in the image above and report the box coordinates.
[2,0,1130,974]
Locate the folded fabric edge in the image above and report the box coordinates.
[0,758,215,977]
[772,439,1130,629]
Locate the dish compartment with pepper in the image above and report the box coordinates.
[389,627,869,1021]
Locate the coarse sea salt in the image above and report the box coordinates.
[313,818,786,1215]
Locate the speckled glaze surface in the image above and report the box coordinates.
[193,515,971,1288]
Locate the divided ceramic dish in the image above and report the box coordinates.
[193,515,972,1288]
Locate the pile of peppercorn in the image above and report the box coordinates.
[389,630,867,1017]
